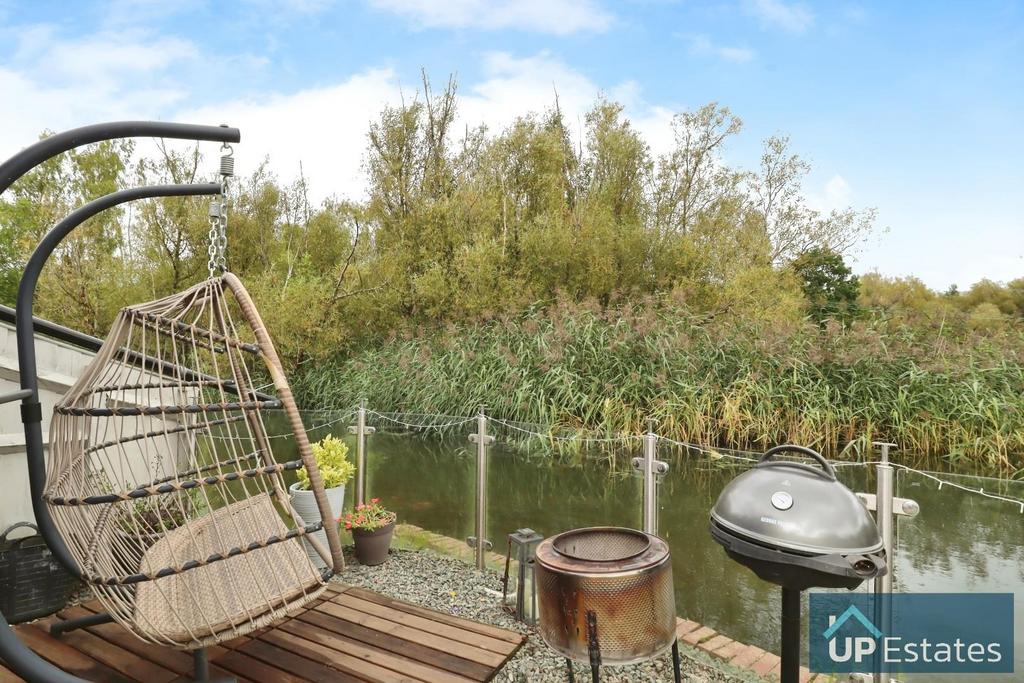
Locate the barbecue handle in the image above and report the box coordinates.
[758,444,837,480]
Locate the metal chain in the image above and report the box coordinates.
[207,201,222,278]
[207,143,234,278]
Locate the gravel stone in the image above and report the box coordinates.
[336,547,747,682]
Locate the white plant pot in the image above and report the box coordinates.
[289,481,345,570]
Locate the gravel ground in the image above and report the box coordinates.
[337,547,749,683]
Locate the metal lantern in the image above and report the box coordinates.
[502,528,544,625]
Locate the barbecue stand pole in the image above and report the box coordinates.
[780,587,801,683]
[872,441,896,683]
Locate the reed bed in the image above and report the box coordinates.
[293,302,1024,476]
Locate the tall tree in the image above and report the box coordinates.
[792,247,860,321]
[751,135,875,263]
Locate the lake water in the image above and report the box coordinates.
[279,414,1024,682]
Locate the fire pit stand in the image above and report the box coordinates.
[534,527,681,682]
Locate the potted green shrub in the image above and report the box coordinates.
[290,434,355,568]
[343,498,396,566]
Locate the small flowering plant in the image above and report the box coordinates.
[343,498,396,532]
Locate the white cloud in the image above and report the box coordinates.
[806,174,852,213]
[463,51,676,155]
[367,0,613,34]
[1,37,673,204]
[0,67,187,165]
[823,174,851,208]
[459,51,601,132]
[744,0,813,33]
[0,28,203,168]
[687,35,756,63]
[39,32,198,83]
[179,68,401,201]
[176,51,677,202]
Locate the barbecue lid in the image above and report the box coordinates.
[710,445,883,556]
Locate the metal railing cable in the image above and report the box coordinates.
[366,410,478,431]
[655,435,761,463]
[891,463,1024,513]
[203,408,359,440]
[259,403,1023,512]
[489,416,643,445]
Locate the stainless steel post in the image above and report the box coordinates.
[356,401,367,505]
[348,399,375,506]
[467,406,494,569]
[643,425,658,536]
[632,420,669,537]
[873,441,896,683]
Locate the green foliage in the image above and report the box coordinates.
[294,300,1024,475]
[297,434,355,490]
[791,247,860,322]
[1,77,1020,474]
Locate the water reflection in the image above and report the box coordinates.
[274,415,1024,682]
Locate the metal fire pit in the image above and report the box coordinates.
[535,527,680,681]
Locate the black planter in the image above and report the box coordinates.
[352,520,395,566]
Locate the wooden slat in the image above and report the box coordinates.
[333,593,517,655]
[15,624,134,683]
[344,587,523,645]
[37,616,177,683]
[62,605,199,677]
[313,601,504,668]
[0,661,24,683]
[75,602,230,662]
[296,608,495,681]
[259,628,415,683]
[12,586,521,683]
[219,642,359,683]
[277,617,474,683]
[169,664,252,683]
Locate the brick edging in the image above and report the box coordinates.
[676,617,831,682]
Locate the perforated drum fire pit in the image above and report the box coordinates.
[535,527,681,682]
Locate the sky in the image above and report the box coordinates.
[0,0,1021,290]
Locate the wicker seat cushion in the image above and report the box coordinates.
[133,494,325,648]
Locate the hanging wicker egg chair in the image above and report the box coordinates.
[43,272,344,650]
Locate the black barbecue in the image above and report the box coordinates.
[709,444,886,683]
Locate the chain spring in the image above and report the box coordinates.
[207,144,234,278]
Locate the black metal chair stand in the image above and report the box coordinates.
[48,612,115,637]
[193,648,236,683]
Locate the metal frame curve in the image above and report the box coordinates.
[0,121,240,683]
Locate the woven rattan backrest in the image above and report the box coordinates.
[42,274,343,648]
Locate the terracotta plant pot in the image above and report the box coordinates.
[352,519,395,566]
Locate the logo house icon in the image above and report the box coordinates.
[823,605,883,664]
